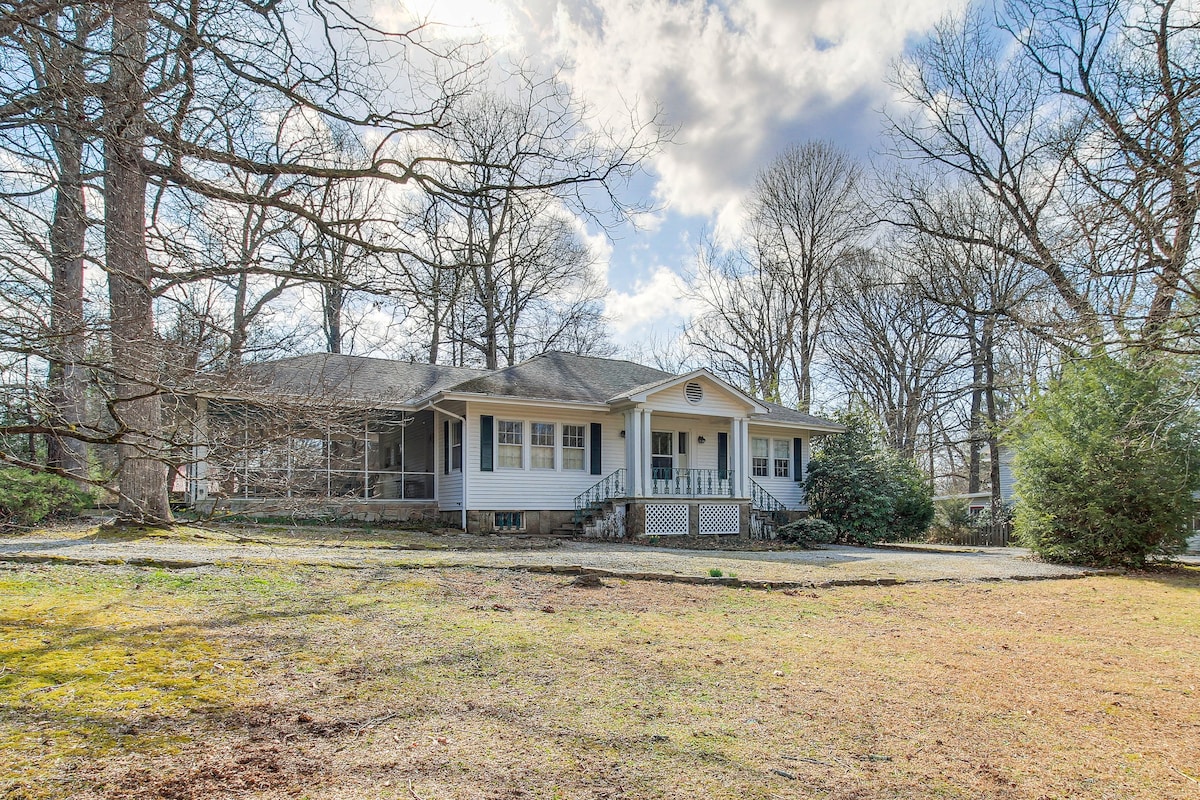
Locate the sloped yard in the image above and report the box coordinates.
[2,561,1197,799]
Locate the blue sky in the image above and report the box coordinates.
[391,0,965,349]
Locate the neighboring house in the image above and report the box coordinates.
[187,351,843,537]
[934,447,1016,516]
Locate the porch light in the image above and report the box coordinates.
[620,430,625,438]
[697,436,706,444]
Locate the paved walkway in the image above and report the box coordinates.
[0,528,1109,588]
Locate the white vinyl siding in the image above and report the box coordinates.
[435,403,467,512]
[643,376,757,417]
[748,426,808,510]
[467,403,623,511]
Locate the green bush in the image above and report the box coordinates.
[805,409,934,545]
[1009,355,1199,567]
[0,468,92,530]
[776,516,838,547]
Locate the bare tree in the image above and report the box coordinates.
[825,252,967,462]
[1,7,659,522]
[684,238,799,403]
[395,80,631,368]
[887,0,1200,353]
[749,141,869,411]
[0,6,104,480]
[901,192,1040,505]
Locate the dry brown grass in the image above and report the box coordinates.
[1,562,1197,799]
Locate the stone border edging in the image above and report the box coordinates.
[0,552,1120,590]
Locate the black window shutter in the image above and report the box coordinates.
[717,432,728,480]
[443,421,450,474]
[480,415,494,472]
[589,422,602,475]
[793,437,803,481]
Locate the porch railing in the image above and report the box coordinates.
[574,468,627,523]
[650,468,735,498]
[222,468,436,501]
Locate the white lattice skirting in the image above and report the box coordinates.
[644,504,689,536]
[698,504,740,535]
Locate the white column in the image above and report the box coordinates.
[729,419,739,494]
[188,397,209,506]
[641,407,653,498]
[461,402,469,531]
[728,416,740,496]
[626,408,641,497]
[737,418,751,498]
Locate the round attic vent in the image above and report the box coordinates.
[685,381,703,404]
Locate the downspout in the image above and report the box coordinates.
[424,401,468,531]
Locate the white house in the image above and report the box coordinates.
[187,351,843,537]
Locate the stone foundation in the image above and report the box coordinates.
[205,498,441,524]
[466,509,575,535]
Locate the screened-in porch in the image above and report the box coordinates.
[200,404,438,502]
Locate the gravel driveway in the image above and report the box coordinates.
[0,528,1104,587]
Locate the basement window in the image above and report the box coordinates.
[494,511,525,532]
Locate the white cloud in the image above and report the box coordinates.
[541,0,963,226]
[605,265,698,336]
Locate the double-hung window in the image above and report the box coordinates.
[751,437,769,477]
[451,421,463,472]
[562,424,586,471]
[531,422,555,469]
[773,439,790,478]
[498,420,523,469]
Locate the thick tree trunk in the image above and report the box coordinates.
[46,106,89,479]
[966,313,983,494]
[105,0,171,523]
[981,314,1001,513]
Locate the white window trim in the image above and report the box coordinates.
[752,436,792,480]
[450,420,463,474]
[562,423,587,472]
[492,416,591,473]
[530,421,556,471]
[497,419,525,470]
[773,438,791,479]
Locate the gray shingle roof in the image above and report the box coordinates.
[446,351,674,403]
[216,351,843,430]
[754,400,845,431]
[230,353,490,406]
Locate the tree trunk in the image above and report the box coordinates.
[323,283,343,354]
[104,0,171,523]
[981,313,1001,513]
[966,312,983,494]
[46,103,89,479]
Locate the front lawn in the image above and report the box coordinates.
[1,563,1197,799]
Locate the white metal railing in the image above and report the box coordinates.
[650,468,736,498]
